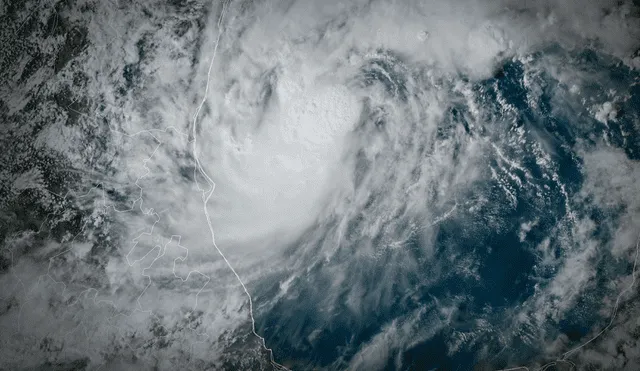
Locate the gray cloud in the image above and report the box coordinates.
[1,0,640,369]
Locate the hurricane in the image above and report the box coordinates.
[2,0,640,370]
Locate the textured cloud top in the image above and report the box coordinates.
[1,0,640,370]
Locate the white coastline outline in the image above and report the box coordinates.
[190,1,289,369]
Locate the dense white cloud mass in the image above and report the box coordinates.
[1,0,640,369]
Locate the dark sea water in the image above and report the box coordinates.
[255,49,640,370]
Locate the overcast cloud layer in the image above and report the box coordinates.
[1,0,640,370]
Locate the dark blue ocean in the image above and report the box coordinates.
[253,48,640,371]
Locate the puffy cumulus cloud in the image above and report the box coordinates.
[553,148,640,369]
[573,298,640,370]
[489,143,640,368]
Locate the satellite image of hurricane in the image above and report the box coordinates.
[2,0,640,370]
